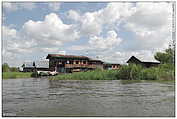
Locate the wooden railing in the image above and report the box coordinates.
[65,64,98,68]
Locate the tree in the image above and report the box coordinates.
[10,67,19,72]
[154,47,175,64]
[2,63,10,72]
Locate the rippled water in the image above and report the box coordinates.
[2,78,175,117]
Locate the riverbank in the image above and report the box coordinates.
[2,64,174,80]
[2,72,32,79]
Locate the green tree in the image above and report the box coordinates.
[10,67,19,72]
[154,48,175,64]
[2,63,10,72]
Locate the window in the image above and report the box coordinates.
[83,61,86,64]
[70,61,73,64]
[76,61,79,64]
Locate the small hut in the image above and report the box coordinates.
[127,56,160,68]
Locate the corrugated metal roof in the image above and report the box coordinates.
[130,55,160,63]
[89,58,103,62]
[24,60,49,68]
[35,60,49,68]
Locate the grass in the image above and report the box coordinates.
[49,64,175,80]
[49,69,118,80]
[2,72,33,79]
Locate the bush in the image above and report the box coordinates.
[116,63,174,80]
[2,63,10,72]
[116,64,143,80]
[31,72,38,78]
[130,64,143,80]
[116,65,131,80]
[157,64,175,80]
[10,67,19,72]
[141,68,159,80]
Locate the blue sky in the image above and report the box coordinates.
[2,2,173,67]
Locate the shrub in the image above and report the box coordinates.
[141,68,159,80]
[157,64,175,80]
[129,64,143,80]
[10,67,19,72]
[116,64,143,80]
[116,65,131,80]
[2,63,10,72]
[31,72,38,78]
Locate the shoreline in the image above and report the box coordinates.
[2,64,175,80]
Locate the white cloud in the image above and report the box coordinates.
[2,13,80,66]
[3,2,36,12]
[67,10,81,21]
[70,30,122,51]
[70,45,91,51]
[123,2,172,51]
[22,13,80,47]
[89,30,122,49]
[2,26,32,66]
[67,3,135,37]
[2,26,17,39]
[48,3,61,11]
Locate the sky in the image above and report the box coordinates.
[2,2,174,67]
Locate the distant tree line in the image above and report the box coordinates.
[2,63,19,72]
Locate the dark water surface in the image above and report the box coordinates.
[2,78,175,117]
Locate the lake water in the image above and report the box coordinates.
[2,78,175,117]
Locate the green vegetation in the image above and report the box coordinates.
[2,63,19,72]
[2,63,34,79]
[154,48,175,64]
[49,69,118,80]
[116,63,174,80]
[2,63,10,72]
[49,63,174,80]
[2,72,32,79]
[31,72,39,78]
